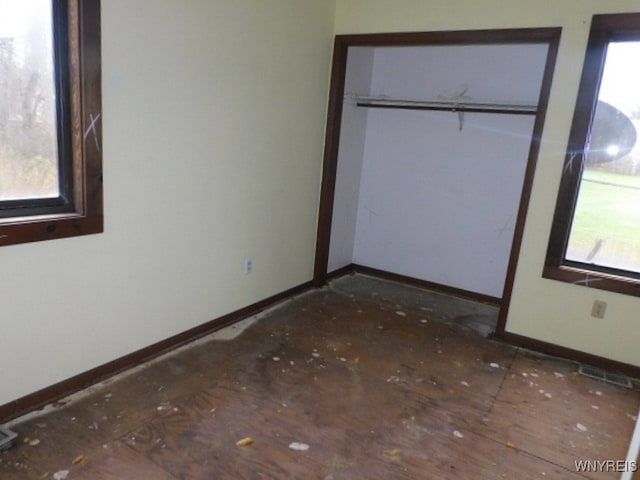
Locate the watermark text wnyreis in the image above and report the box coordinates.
[575,460,637,473]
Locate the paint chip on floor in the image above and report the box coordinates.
[209,316,258,341]
[53,471,69,480]
[461,381,470,387]
[453,430,464,438]
[576,423,588,432]
[288,442,310,451]
[395,311,407,317]
[489,363,500,368]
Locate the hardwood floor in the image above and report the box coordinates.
[1,274,638,479]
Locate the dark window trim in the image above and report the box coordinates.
[0,0,102,246]
[543,13,640,297]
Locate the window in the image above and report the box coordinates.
[544,13,640,296]
[0,0,101,246]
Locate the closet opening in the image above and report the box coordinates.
[314,28,561,337]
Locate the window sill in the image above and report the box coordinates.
[542,264,640,297]
[0,214,103,247]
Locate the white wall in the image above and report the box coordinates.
[330,45,545,298]
[368,44,547,103]
[353,109,535,298]
[0,0,335,407]
[328,47,373,272]
[335,0,640,367]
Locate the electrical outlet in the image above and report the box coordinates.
[244,258,253,275]
[591,300,607,319]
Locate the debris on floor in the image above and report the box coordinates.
[1,274,637,479]
[389,449,400,456]
[236,437,254,447]
[288,442,310,451]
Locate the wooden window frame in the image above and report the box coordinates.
[544,13,640,296]
[0,0,102,247]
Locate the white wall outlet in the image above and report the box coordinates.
[591,300,607,319]
[244,258,253,275]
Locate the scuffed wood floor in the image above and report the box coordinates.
[1,274,638,479]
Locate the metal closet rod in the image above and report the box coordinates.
[353,95,538,115]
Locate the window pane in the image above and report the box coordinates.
[0,0,59,201]
[566,42,640,274]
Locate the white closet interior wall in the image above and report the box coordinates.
[328,44,549,298]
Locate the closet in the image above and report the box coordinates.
[315,30,560,309]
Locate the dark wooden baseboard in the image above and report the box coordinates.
[347,264,502,306]
[326,264,357,282]
[0,281,313,423]
[494,330,640,381]
[4,270,637,424]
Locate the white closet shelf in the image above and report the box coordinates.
[351,95,538,115]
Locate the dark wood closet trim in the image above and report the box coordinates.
[0,280,313,423]
[494,29,561,335]
[312,28,561,346]
[335,28,563,47]
[313,36,348,287]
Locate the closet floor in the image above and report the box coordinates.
[1,274,638,479]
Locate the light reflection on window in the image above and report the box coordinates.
[566,42,640,274]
